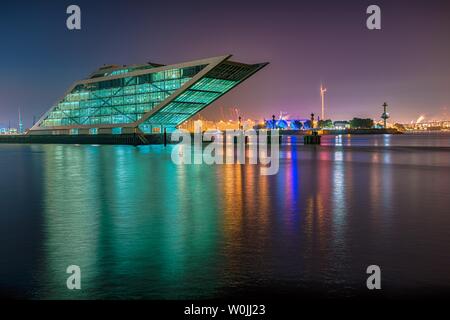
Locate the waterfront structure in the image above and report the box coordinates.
[29,55,267,135]
[381,102,389,128]
[264,118,311,130]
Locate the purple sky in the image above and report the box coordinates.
[0,0,449,128]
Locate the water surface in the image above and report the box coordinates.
[1,133,449,299]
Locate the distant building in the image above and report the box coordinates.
[264,118,311,130]
[406,120,450,131]
[333,121,350,130]
[0,128,18,135]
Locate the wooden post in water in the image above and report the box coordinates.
[163,128,167,147]
[304,130,321,145]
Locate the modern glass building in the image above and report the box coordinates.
[29,55,268,135]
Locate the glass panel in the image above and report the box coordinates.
[139,77,239,130]
[112,127,122,134]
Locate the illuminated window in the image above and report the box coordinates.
[112,127,122,135]
[89,128,98,135]
[140,124,151,133]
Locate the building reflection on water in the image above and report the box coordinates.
[38,145,223,298]
[3,135,446,299]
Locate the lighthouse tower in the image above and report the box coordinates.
[381,102,390,128]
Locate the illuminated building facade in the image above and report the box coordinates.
[265,119,311,130]
[29,55,267,135]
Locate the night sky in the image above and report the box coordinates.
[0,0,449,128]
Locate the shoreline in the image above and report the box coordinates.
[2,129,449,146]
[279,128,401,135]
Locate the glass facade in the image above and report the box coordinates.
[39,65,205,128]
[139,77,238,133]
[32,57,267,134]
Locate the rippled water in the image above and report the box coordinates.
[1,133,449,299]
